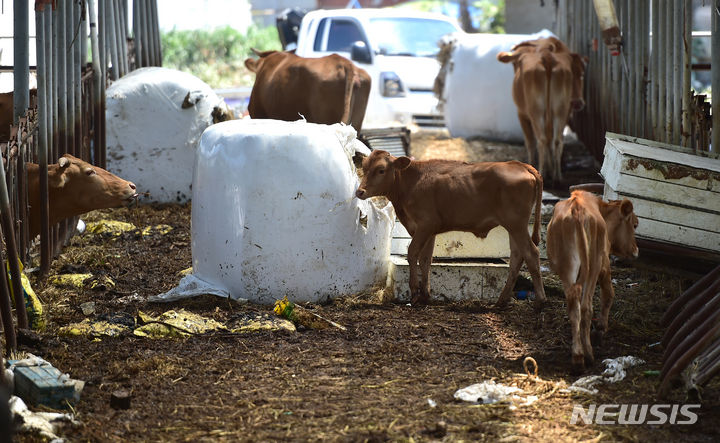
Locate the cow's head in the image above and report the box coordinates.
[355,150,411,200]
[602,198,639,259]
[570,53,588,111]
[49,154,138,216]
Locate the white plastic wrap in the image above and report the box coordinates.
[189,119,394,304]
[442,29,555,142]
[106,67,227,203]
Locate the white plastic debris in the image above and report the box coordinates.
[9,396,78,440]
[440,29,555,141]
[106,67,229,203]
[149,274,246,303]
[568,375,604,395]
[454,380,538,408]
[568,355,646,395]
[601,355,645,383]
[163,119,394,304]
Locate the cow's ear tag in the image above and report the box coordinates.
[393,156,411,170]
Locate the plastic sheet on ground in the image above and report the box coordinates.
[568,355,646,395]
[8,260,45,330]
[9,396,79,440]
[454,380,538,408]
[148,274,240,302]
[49,273,115,290]
[230,313,296,334]
[134,309,227,338]
[85,220,138,236]
[58,318,133,338]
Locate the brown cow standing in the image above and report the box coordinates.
[244,50,371,133]
[497,37,587,184]
[27,154,138,238]
[356,149,547,309]
[546,190,638,373]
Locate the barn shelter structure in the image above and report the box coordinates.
[0,0,160,353]
[0,0,719,406]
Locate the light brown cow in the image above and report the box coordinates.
[546,190,638,373]
[497,37,587,184]
[27,154,138,238]
[244,50,371,133]
[356,149,547,309]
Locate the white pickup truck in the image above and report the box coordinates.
[278,8,462,130]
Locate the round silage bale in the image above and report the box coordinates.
[443,29,554,142]
[106,67,227,203]
[192,119,394,304]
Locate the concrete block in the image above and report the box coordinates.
[388,255,509,302]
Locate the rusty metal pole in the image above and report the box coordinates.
[651,0,659,139]
[88,0,104,166]
[681,0,691,148]
[40,5,52,276]
[712,0,720,152]
[13,0,30,124]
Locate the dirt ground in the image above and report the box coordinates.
[9,132,720,442]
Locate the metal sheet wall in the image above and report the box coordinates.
[557,0,708,158]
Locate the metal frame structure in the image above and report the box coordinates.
[0,0,161,355]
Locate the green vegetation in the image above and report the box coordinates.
[394,0,505,33]
[161,25,281,88]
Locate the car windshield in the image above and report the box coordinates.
[368,17,458,57]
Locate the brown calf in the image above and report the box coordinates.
[497,37,587,184]
[244,50,371,133]
[546,190,638,373]
[356,149,547,309]
[27,154,138,238]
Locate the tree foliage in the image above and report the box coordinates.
[161,25,281,88]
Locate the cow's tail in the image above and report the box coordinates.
[524,163,543,246]
[341,63,355,127]
[572,204,591,290]
[541,50,557,162]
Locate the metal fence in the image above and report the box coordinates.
[556,0,715,159]
[0,0,160,354]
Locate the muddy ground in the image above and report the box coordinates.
[10,131,720,442]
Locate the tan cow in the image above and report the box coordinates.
[356,149,547,309]
[244,50,371,133]
[27,154,138,238]
[497,37,587,184]
[546,190,638,373]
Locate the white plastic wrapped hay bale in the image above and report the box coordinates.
[441,29,554,142]
[191,119,394,304]
[106,67,228,203]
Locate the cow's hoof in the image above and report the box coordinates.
[410,291,429,306]
[571,358,585,376]
[532,298,545,313]
[494,299,511,310]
